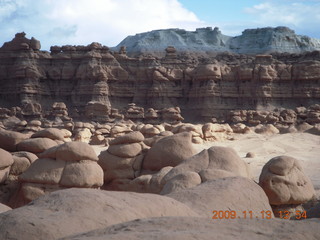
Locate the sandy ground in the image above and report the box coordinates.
[93,132,320,195]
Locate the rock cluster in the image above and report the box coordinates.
[10,142,103,207]
[160,146,251,194]
[98,131,145,183]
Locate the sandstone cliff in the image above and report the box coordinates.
[0,32,319,122]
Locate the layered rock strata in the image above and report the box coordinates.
[0,32,320,123]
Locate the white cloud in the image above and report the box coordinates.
[0,0,204,50]
[244,1,320,38]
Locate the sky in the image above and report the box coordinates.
[0,0,320,50]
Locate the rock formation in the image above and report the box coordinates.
[259,155,315,217]
[10,142,103,207]
[114,26,320,56]
[0,32,320,123]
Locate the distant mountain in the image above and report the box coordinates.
[113,26,320,56]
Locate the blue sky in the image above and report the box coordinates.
[0,0,319,50]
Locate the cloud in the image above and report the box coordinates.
[244,1,320,38]
[0,0,204,50]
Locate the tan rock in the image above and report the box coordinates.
[161,171,202,195]
[167,177,273,219]
[38,145,59,159]
[19,158,65,184]
[31,128,65,141]
[0,130,29,151]
[54,216,320,240]
[56,142,98,162]
[60,160,104,188]
[259,156,315,205]
[98,150,135,182]
[0,203,11,213]
[109,131,144,145]
[255,124,279,135]
[11,155,31,175]
[107,143,142,158]
[17,138,58,153]
[0,148,13,183]
[90,134,105,145]
[143,132,197,171]
[0,148,14,168]
[0,188,198,240]
[74,128,92,143]
[162,146,251,187]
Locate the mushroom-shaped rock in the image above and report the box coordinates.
[162,146,251,189]
[31,128,65,141]
[17,138,58,154]
[19,158,66,185]
[10,151,38,175]
[259,156,315,205]
[143,132,197,171]
[98,132,145,183]
[0,188,198,240]
[167,177,273,219]
[56,142,98,162]
[160,171,202,195]
[108,131,144,145]
[0,148,14,183]
[0,130,29,151]
[98,151,135,182]
[60,160,104,188]
[12,142,103,207]
[107,143,142,158]
[202,123,233,141]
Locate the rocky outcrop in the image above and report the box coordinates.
[0,32,320,123]
[114,26,320,56]
[10,142,103,207]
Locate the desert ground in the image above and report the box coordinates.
[0,123,320,239]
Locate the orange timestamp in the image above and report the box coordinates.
[212,210,307,220]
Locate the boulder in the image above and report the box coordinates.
[19,158,65,185]
[17,138,58,154]
[162,146,251,189]
[60,160,104,187]
[98,150,135,182]
[11,142,102,207]
[56,142,98,162]
[107,143,142,158]
[0,188,198,240]
[74,128,92,143]
[59,216,320,240]
[143,132,197,171]
[255,124,279,135]
[167,177,273,219]
[160,171,202,195]
[259,156,315,205]
[202,123,233,141]
[10,151,38,175]
[31,128,65,141]
[0,130,29,151]
[0,148,14,183]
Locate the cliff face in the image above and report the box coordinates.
[0,32,320,122]
[114,26,320,56]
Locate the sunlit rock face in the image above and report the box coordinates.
[0,31,320,122]
[114,26,320,56]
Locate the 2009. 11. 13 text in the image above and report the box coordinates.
[212,210,307,220]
